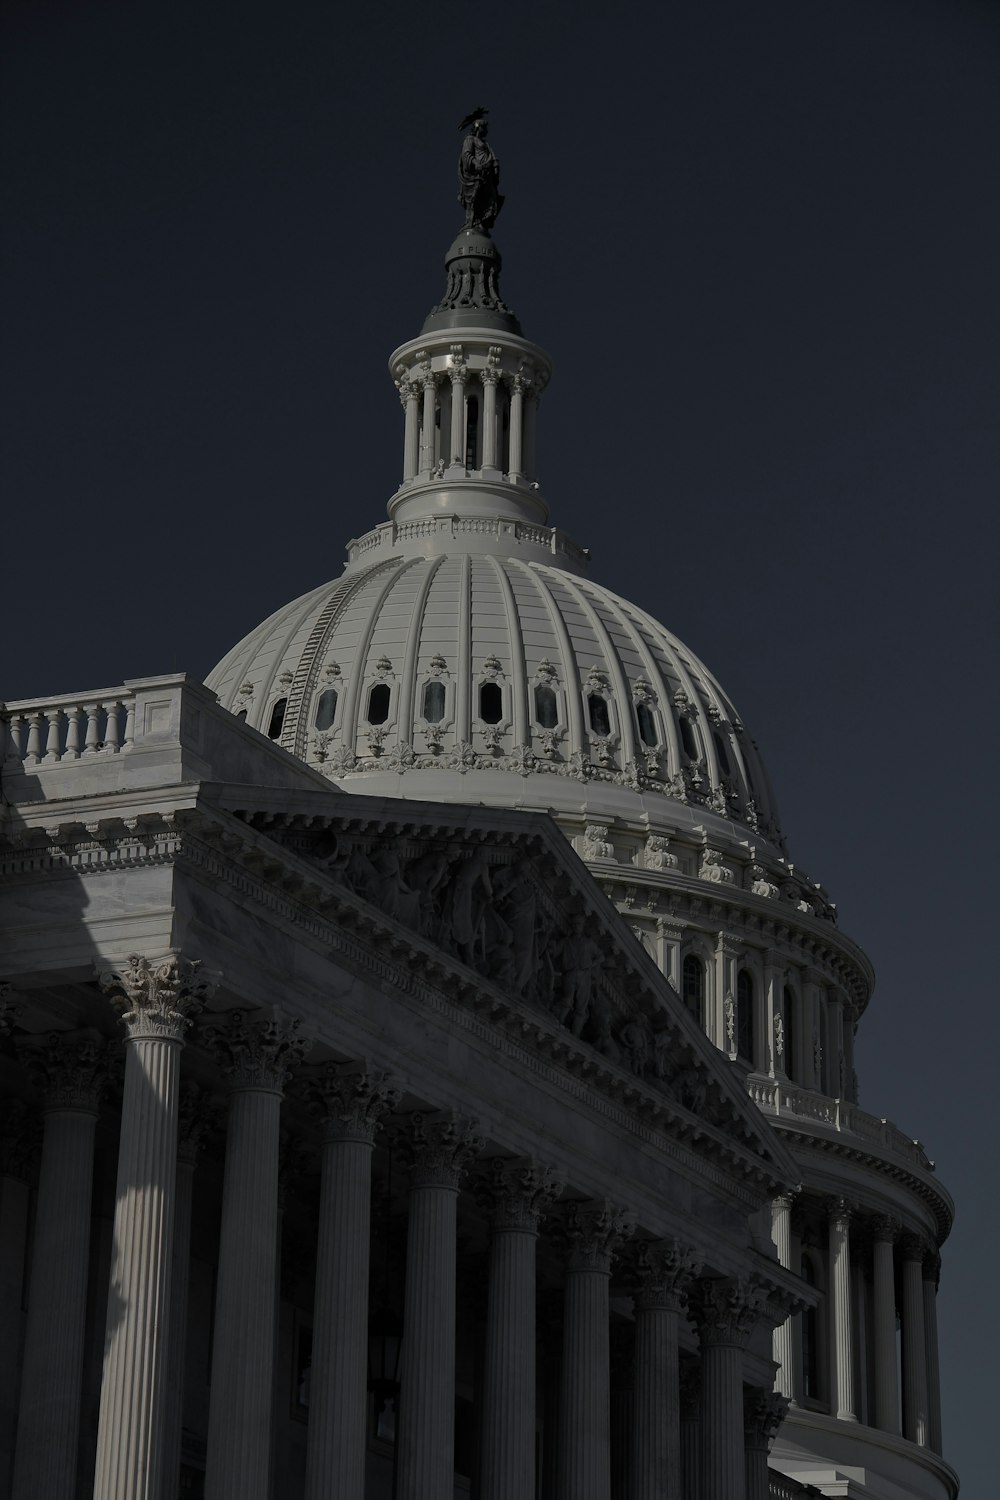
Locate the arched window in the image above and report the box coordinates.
[736,970,754,1063]
[682,955,704,1027]
[534,683,558,728]
[422,680,446,723]
[588,694,611,737]
[783,985,796,1081]
[636,702,658,747]
[679,715,698,759]
[479,681,503,724]
[315,688,338,731]
[713,729,731,775]
[267,699,287,741]
[465,394,479,469]
[367,683,390,725]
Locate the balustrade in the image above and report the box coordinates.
[2,689,134,765]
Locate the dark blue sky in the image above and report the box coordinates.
[3,1,997,1489]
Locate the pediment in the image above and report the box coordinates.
[204,782,799,1197]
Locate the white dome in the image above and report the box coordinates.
[206,517,783,853]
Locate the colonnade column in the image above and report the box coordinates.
[477,1159,562,1500]
[480,365,500,471]
[922,1251,943,1453]
[678,1360,701,1500]
[0,1105,34,1492]
[400,379,420,481]
[763,952,784,1078]
[557,1201,634,1500]
[304,1065,400,1500]
[630,1238,700,1500]
[419,366,438,474]
[827,1197,856,1421]
[871,1215,900,1434]
[690,1275,765,1500]
[12,1033,107,1500]
[900,1234,929,1447]
[449,360,468,467]
[744,1390,789,1500]
[396,1111,483,1500]
[93,954,213,1500]
[770,1193,796,1401]
[163,1083,213,1496]
[204,1009,307,1500]
[851,1235,870,1426]
[508,373,527,482]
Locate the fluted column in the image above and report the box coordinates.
[396,1112,482,1500]
[400,380,420,480]
[690,1276,765,1500]
[12,1033,107,1500]
[922,1251,942,1453]
[508,374,527,481]
[678,1360,700,1500]
[304,1066,400,1500]
[900,1234,929,1447]
[0,1107,34,1496]
[744,1390,789,1500]
[477,1159,562,1500]
[94,955,214,1500]
[610,1321,634,1500]
[871,1215,900,1435]
[557,1201,634,1500]
[770,1194,796,1401]
[851,1236,870,1426]
[480,365,500,471]
[204,1010,306,1500]
[827,1198,856,1421]
[630,1238,700,1500]
[163,1084,214,1496]
[449,362,468,467]
[419,366,438,474]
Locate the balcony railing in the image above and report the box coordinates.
[748,1076,933,1174]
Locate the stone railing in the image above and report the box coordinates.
[2,688,135,766]
[747,1077,933,1173]
[769,1474,822,1498]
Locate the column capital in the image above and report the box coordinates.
[690,1275,767,1349]
[743,1388,789,1447]
[208,1007,308,1093]
[561,1199,635,1274]
[826,1195,856,1229]
[404,1110,483,1189]
[99,951,217,1041]
[21,1030,109,1113]
[772,1188,799,1214]
[632,1237,703,1313]
[306,1062,401,1144]
[479,365,501,387]
[900,1230,929,1263]
[475,1156,563,1231]
[871,1212,901,1243]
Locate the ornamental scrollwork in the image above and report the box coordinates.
[304,1062,401,1144]
[404,1110,483,1189]
[632,1237,703,1313]
[207,1008,308,1092]
[99,953,217,1042]
[474,1157,564,1232]
[689,1275,767,1348]
[561,1199,635,1274]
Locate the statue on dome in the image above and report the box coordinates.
[458,107,504,233]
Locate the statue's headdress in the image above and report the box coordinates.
[459,107,488,130]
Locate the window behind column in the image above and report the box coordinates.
[736,970,754,1063]
[682,954,705,1028]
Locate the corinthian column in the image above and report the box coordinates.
[871,1215,900,1435]
[304,1065,400,1500]
[204,1010,307,1500]
[900,1234,929,1447]
[557,1201,634,1500]
[678,1360,700,1500]
[770,1193,796,1401]
[477,1159,562,1500]
[827,1197,856,1421]
[12,1033,107,1500]
[480,365,500,471]
[744,1389,789,1500]
[396,1112,483,1500]
[689,1276,766,1500]
[630,1238,701,1500]
[94,954,214,1500]
[922,1251,943,1453]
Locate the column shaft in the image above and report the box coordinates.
[631,1304,680,1500]
[852,1253,869,1426]
[403,388,420,480]
[480,1228,536,1500]
[420,377,437,473]
[744,1439,769,1500]
[771,1196,794,1400]
[450,375,467,465]
[923,1271,942,1453]
[828,1206,856,1420]
[0,1171,30,1493]
[94,1035,183,1500]
[162,1158,196,1495]
[481,372,498,469]
[304,1136,374,1500]
[508,380,524,480]
[558,1268,610,1500]
[700,1344,744,1500]
[901,1252,929,1446]
[12,1108,97,1500]
[872,1233,900,1434]
[396,1182,459,1500]
[205,1087,283,1500]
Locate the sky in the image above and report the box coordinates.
[2,0,998,1490]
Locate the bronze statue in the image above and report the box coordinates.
[458,107,504,233]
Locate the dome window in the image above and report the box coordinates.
[713,730,731,776]
[679,715,698,760]
[315,688,338,731]
[636,702,658,748]
[682,954,704,1027]
[479,681,503,724]
[266,699,287,740]
[588,695,611,737]
[367,683,390,725]
[736,971,754,1063]
[534,683,558,729]
[422,680,446,723]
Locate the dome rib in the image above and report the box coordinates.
[456,554,472,743]
[488,555,529,744]
[338,559,423,752]
[556,572,638,767]
[508,560,583,750]
[590,587,684,778]
[398,556,446,743]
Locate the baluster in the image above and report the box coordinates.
[25,712,45,765]
[122,697,136,751]
[83,704,101,755]
[104,702,122,753]
[64,705,83,760]
[43,709,64,763]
